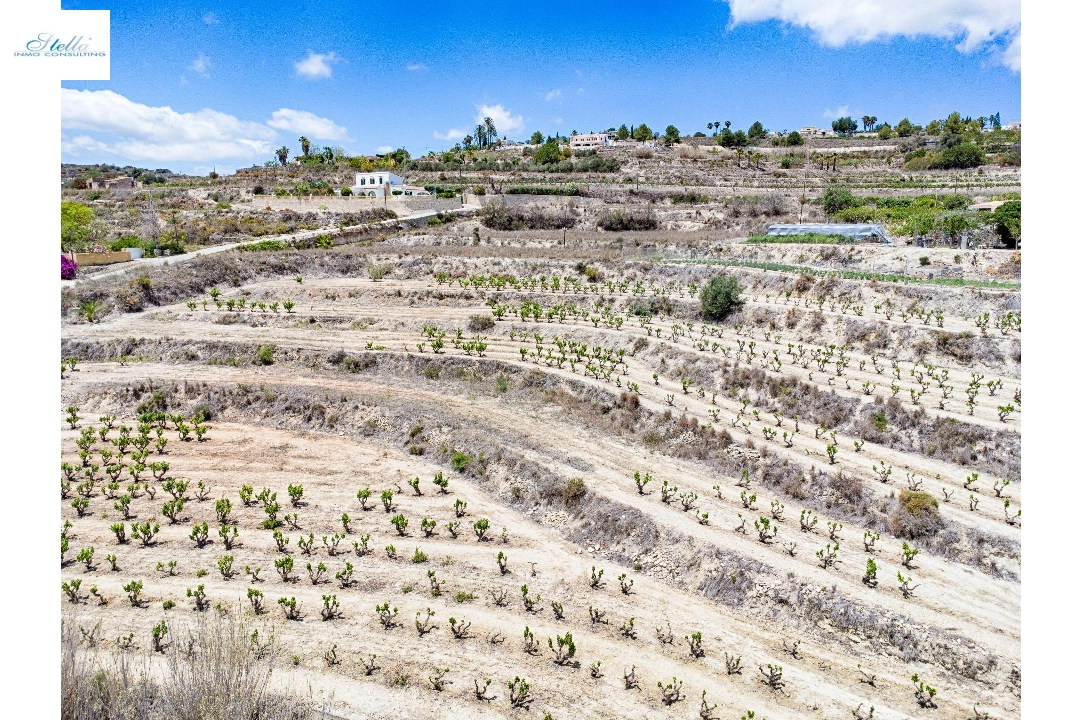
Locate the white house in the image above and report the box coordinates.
[798,126,830,138]
[351,172,404,197]
[569,133,614,149]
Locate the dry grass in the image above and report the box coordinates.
[62,612,315,720]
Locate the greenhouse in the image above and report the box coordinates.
[764,223,893,244]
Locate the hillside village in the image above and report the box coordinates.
[61,111,1020,275]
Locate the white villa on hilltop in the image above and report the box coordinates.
[351,172,403,197]
[569,133,615,149]
[348,172,430,197]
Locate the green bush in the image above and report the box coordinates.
[836,207,879,223]
[871,411,888,432]
[255,346,274,365]
[821,186,862,216]
[450,451,473,472]
[108,236,144,252]
[993,200,1021,245]
[534,140,562,165]
[889,490,944,539]
[240,240,288,252]
[699,275,743,320]
[938,142,984,169]
[506,185,581,196]
[899,490,938,516]
[785,131,804,146]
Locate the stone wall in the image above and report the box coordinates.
[73,251,132,266]
[253,195,463,215]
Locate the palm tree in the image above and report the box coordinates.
[275,147,289,166]
[474,124,486,148]
[707,122,714,134]
[299,136,310,157]
[462,135,473,150]
[861,116,871,132]
[483,116,497,145]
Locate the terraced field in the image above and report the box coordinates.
[60,238,1021,719]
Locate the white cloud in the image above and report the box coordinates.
[407,63,428,71]
[476,104,523,135]
[375,145,393,153]
[202,12,219,25]
[433,128,468,141]
[266,108,349,141]
[823,105,849,118]
[1000,32,1020,71]
[295,51,340,79]
[545,89,561,101]
[190,53,211,77]
[554,117,563,125]
[725,0,1021,69]
[61,88,278,162]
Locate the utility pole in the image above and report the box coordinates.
[148,189,159,254]
[799,169,808,223]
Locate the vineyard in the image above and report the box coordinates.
[60,227,1020,719]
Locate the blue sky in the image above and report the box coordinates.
[60,0,1021,175]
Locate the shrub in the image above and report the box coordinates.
[670,191,710,204]
[821,186,862,216]
[993,200,1021,245]
[699,275,743,320]
[597,209,657,231]
[533,140,562,165]
[480,201,576,230]
[836,207,878,223]
[450,452,473,473]
[563,477,586,504]
[938,142,984,169]
[889,490,945,539]
[255,346,274,365]
[467,314,495,332]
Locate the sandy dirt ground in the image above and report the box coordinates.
[60,261,1020,719]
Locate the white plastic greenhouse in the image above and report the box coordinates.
[764,223,893,244]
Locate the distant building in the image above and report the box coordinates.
[348,172,429,197]
[798,127,830,138]
[351,172,404,197]
[765,223,892,244]
[569,133,614,149]
[1005,122,1021,131]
